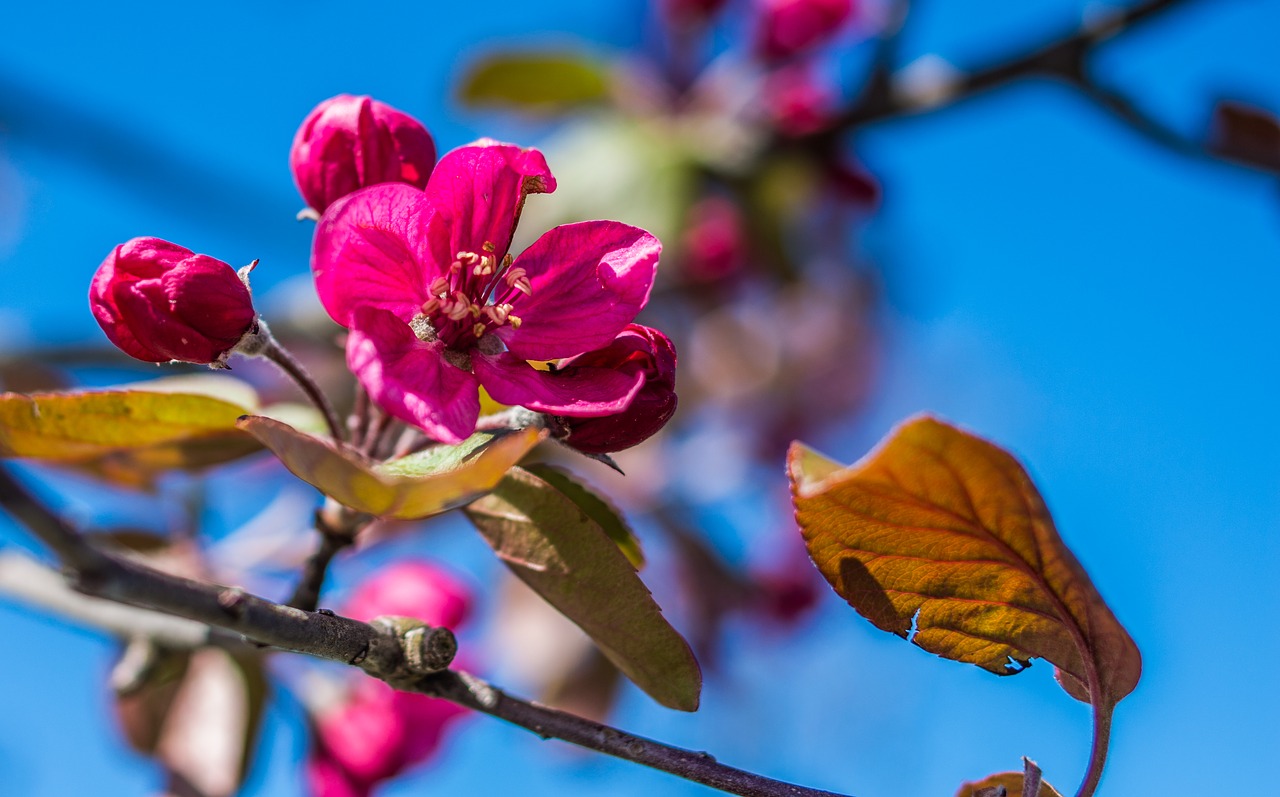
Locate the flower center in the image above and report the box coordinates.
[414,240,532,351]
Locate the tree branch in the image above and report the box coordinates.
[0,462,853,797]
[812,0,1280,177]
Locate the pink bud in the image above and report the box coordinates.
[680,197,746,283]
[762,64,834,137]
[89,237,256,365]
[343,561,471,631]
[290,94,436,213]
[753,0,854,62]
[556,325,678,454]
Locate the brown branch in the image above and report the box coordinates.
[255,327,345,441]
[808,0,1280,177]
[417,670,851,797]
[0,462,853,797]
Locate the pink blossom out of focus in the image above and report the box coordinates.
[307,561,472,797]
[291,94,437,213]
[556,324,678,454]
[762,64,835,137]
[312,139,662,443]
[680,196,746,283]
[659,0,731,28]
[89,236,256,365]
[753,0,855,61]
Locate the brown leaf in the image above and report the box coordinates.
[955,771,1064,797]
[1210,100,1280,171]
[465,467,702,711]
[788,415,1140,707]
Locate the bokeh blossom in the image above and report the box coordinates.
[89,236,257,366]
[307,562,472,797]
[291,94,437,213]
[312,140,662,443]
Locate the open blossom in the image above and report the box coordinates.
[754,0,855,61]
[557,324,678,454]
[89,237,257,365]
[291,94,437,213]
[313,140,661,443]
[308,562,472,797]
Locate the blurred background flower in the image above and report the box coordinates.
[1,1,1279,795]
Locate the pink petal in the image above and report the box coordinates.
[424,141,555,267]
[498,221,660,361]
[344,561,472,629]
[312,184,440,327]
[474,352,644,416]
[346,306,480,443]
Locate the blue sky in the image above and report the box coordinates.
[2,1,1278,795]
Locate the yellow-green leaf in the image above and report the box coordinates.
[788,415,1141,708]
[464,466,701,711]
[0,381,262,488]
[237,415,543,520]
[458,52,611,113]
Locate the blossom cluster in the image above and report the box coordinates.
[88,94,678,454]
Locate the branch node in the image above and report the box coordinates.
[217,587,247,617]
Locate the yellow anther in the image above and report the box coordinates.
[473,322,486,338]
[482,241,496,253]
[508,314,523,329]
[501,254,514,268]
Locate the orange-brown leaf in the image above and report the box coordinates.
[788,415,1140,706]
[955,771,1064,797]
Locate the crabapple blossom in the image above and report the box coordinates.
[291,94,437,213]
[556,324,678,454]
[312,139,663,443]
[89,237,257,366]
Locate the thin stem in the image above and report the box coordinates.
[256,328,344,441]
[1075,702,1114,797]
[0,462,855,797]
[285,529,348,612]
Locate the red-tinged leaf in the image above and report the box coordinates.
[237,415,544,519]
[788,416,1141,707]
[464,466,701,711]
[0,378,264,488]
[154,648,268,797]
[956,771,1064,797]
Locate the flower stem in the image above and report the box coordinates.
[252,323,344,441]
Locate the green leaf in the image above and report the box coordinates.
[237,415,544,519]
[523,463,643,568]
[0,379,262,488]
[458,52,611,113]
[465,466,701,711]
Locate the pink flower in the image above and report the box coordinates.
[343,560,471,629]
[307,562,473,796]
[680,196,745,284]
[312,140,661,443]
[659,0,730,28]
[556,324,678,454]
[753,0,854,61]
[89,237,256,365]
[291,94,437,213]
[762,64,835,137]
